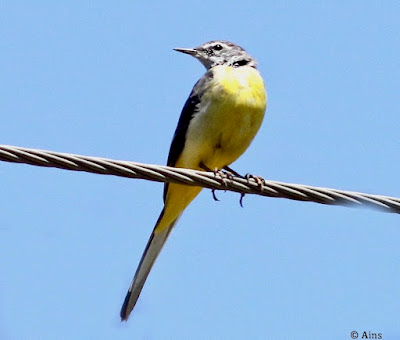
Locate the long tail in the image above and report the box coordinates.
[120,209,180,321]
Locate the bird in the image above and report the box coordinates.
[120,40,267,321]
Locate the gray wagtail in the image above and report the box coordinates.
[120,40,267,320]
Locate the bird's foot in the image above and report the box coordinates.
[239,193,246,207]
[211,189,220,202]
[211,168,231,201]
[223,166,248,207]
[245,173,266,188]
[239,174,266,207]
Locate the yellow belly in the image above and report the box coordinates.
[157,65,267,232]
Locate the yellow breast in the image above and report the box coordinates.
[196,65,267,168]
[212,65,267,108]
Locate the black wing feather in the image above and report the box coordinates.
[163,71,213,202]
[166,92,200,167]
[163,90,200,202]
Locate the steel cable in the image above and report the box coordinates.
[1,144,399,214]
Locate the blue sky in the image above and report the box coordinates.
[1,1,400,339]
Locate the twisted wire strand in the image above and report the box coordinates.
[1,144,400,214]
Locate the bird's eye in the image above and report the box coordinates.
[233,59,249,67]
[214,44,223,51]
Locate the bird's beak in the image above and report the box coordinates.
[173,47,197,56]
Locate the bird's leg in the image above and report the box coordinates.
[222,165,243,179]
[223,166,248,207]
[211,187,220,202]
[199,162,224,202]
[199,162,212,173]
[235,173,266,208]
[221,168,267,207]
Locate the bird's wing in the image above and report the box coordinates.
[163,70,213,201]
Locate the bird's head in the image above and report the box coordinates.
[174,40,257,70]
